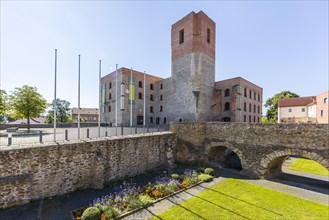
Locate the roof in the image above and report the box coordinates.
[8,118,45,124]
[72,108,98,115]
[278,96,316,107]
[215,77,263,90]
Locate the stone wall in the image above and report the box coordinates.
[0,132,176,209]
[0,123,108,130]
[170,122,329,178]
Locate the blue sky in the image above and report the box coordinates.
[1,1,328,115]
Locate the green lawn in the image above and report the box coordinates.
[151,179,329,220]
[289,158,329,176]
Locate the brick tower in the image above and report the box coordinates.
[169,11,216,122]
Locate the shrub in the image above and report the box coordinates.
[139,194,154,205]
[196,167,205,173]
[171,173,180,179]
[81,207,101,220]
[104,208,119,219]
[164,180,180,194]
[198,174,213,182]
[126,198,144,211]
[204,168,214,175]
[93,203,103,212]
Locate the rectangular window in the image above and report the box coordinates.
[321,110,323,117]
[207,28,210,43]
[301,108,305,112]
[288,108,292,112]
[179,29,184,44]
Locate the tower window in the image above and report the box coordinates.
[249,115,251,122]
[138,92,143,99]
[150,83,154,90]
[138,81,143,88]
[207,28,210,43]
[108,105,111,112]
[258,94,260,102]
[258,105,260,113]
[324,97,328,103]
[244,102,247,111]
[244,115,246,122]
[254,104,256,113]
[224,102,230,111]
[179,29,184,44]
[254,93,256,100]
[160,105,163,112]
[109,93,112,100]
[249,104,251,112]
[249,90,252,99]
[109,82,112,89]
[224,89,230,97]
[163,117,167,124]
[150,94,154,101]
[150,117,153,123]
[244,88,247,97]
[150,106,153,113]
[160,83,163,89]
[160,95,163,101]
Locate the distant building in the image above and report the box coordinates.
[72,108,98,122]
[278,91,328,124]
[100,11,263,125]
[8,117,46,125]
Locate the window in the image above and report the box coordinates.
[156,117,160,124]
[138,92,143,99]
[108,105,111,112]
[254,93,256,100]
[150,106,153,113]
[150,117,153,124]
[288,108,292,112]
[244,88,247,97]
[109,82,112,89]
[150,83,154,90]
[109,93,112,100]
[224,102,230,111]
[249,90,252,99]
[160,83,163,89]
[257,117,260,123]
[160,105,163,112]
[160,95,163,101]
[138,81,143,88]
[324,98,328,104]
[321,110,324,117]
[258,94,260,102]
[253,116,256,123]
[301,108,305,112]
[244,102,247,111]
[207,28,210,43]
[244,115,246,122]
[258,106,260,113]
[224,89,230,97]
[150,94,154,101]
[249,104,251,112]
[179,29,184,44]
[163,117,167,124]
[254,104,256,113]
[249,115,251,122]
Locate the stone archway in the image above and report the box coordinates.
[205,142,245,170]
[258,149,329,178]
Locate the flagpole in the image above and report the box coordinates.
[98,60,101,138]
[130,68,133,133]
[115,64,118,136]
[53,49,57,142]
[143,71,146,130]
[78,55,81,140]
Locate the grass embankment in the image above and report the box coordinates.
[289,158,329,176]
[152,179,329,220]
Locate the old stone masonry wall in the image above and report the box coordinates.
[0,132,176,209]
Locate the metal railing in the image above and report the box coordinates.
[0,124,170,147]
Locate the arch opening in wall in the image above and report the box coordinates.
[261,151,329,181]
[208,146,242,170]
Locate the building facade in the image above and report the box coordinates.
[277,91,328,124]
[100,11,263,126]
[72,108,98,122]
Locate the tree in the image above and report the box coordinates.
[264,90,299,123]
[46,99,71,123]
[0,89,8,123]
[10,85,47,130]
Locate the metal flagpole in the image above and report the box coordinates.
[78,55,81,140]
[143,71,146,131]
[115,64,118,136]
[98,60,101,138]
[54,49,57,142]
[130,68,133,134]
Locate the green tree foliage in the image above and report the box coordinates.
[46,99,71,123]
[0,90,8,123]
[10,85,47,130]
[264,91,299,123]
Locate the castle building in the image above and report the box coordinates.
[100,11,263,125]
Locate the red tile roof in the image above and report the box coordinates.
[278,96,316,107]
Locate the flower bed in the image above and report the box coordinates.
[71,168,214,220]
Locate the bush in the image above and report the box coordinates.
[171,173,180,179]
[139,194,154,206]
[164,180,180,194]
[198,174,213,182]
[126,198,144,211]
[81,207,101,220]
[204,168,214,175]
[104,208,119,219]
[93,203,103,212]
[196,167,205,173]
